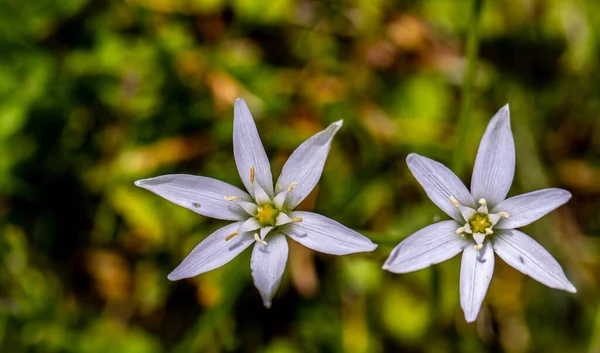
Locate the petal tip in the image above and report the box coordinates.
[134,179,143,187]
[262,299,272,309]
[465,315,477,323]
[235,97,246,105]
[566,283,577,293]
[405,153,420,163]
[167,271,182,281]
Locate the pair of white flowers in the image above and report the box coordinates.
[136,99,575,322]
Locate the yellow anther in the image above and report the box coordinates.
[275,184,283,190]
[288,181,298,192]
[254,233,268,245]
[250,167,255,184]
[224,195,238,201]
[497,211,510,218]
[460,234,466,238]
[485,227,494,235]
[291,217,303,223]
[449,195,460,208]
[474,244,483,250]
[478,198,487,207]
[225,232,240,241]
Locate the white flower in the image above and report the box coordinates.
[383,105,576,322]
[135,98,377,308]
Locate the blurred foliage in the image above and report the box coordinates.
[0,0,599,352]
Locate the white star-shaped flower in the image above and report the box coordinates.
[135,98,377,308]
[383,105,576,322]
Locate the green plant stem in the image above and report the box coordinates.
[453,0,485,175]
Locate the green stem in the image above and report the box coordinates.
[453,0,485,175]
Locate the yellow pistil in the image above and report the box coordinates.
[469,213,492,234]
[255,203,279,227]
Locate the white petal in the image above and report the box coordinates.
[283,211,377,255]
[383,220,469,273]
[273,189,288,209]
[470,105,515,208]
[168,222,255,280]
[233,98,274,197]
[492,188,572,229]
[135,174,251,221]
[460,242,495,322]
[260,226,273,240]
[275,212,292,226]
[236,201,258,216]
[492,229,576,293]
[251,233,288,308]
[238,218,262,233]
[275,120,342,210]
[473,233,486,245]
[406,153,476,222]
[459,205,477,223]
[252,183,272,205]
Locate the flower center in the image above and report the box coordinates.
[255,203,279,227]
[469,213,491,233]
[450,196,510,249]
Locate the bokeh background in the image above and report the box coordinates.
[1,0,599,352]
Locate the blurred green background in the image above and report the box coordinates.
[1,0,599,352]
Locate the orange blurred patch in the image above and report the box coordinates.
[558,159,600,192]
[288,240,319,298]
[87,250,131,303]
[118,134,211,174]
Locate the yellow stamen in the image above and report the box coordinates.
[456,227,465,234]
[474,244,483,250]
[449,195,460,208]
[478,198,487,207]
[225,232,240,241]
[485,227,494,235]
[288,181,298,192]
[224,195,238,201]
[275,183,283,190]
[497,211,510,218]
[291,217,303,223]
[254,233,267,245]
[250,167,255,184]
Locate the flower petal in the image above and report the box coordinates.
[460,242,495,322]
[470,105,515,208]
[135,174,252,221]
[168,222,255,280]
[383,220,469,273]
[233,98,274,197]
[283,211,377,255]
[251,233,288,308]
[492,188,572,229]
[493,229,576,293]
[406,153,476,222]
[276,120,343,210]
